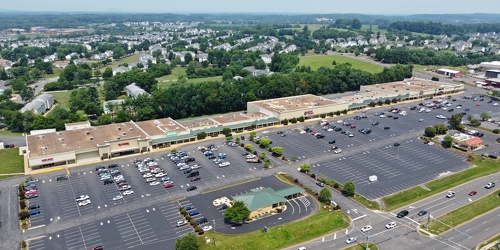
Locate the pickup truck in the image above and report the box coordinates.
[247,158,261,163]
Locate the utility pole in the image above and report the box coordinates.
[426,212,431,230]
[213,220,216,246]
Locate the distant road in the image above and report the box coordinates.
[12,76,59,104]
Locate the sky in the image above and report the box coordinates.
[2,0,500,14]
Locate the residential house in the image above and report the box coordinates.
[103,99,125,114]
[471,46,485,53]
[20,93,54,115]
[125,83,149,98]
[196,53,209,62]
[455,51,468,57]
[53,61,70,69]
[0,59,13,70]
[243,66,274,77]
[260,54,273,64]
[113,66,131,76]
[437,43,449,50]
[65,52,78,60]
[139,54,157,64]
[489,47,500,55]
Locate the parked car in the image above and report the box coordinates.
[187,186,198,192]
[28,209,41,216]
[197,217,208,224]
[188,210,200,216]
[56,176,68,181]
[76,195,89,202]
[176,220,187,227]
[164,183,175,189]
[28,204,40,210]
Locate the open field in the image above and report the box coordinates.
[50,90,73,110]
[426,192,500,234]
[298,54,384,74]
[198,209,349,250]
[0,148,24,176]
[382,157,499,211]
[157,67,222,88]
[93,53,140,70]
[413,64,468,74]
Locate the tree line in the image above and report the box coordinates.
[388,21,500,36]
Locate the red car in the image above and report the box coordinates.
[350,125,356,129]
[117,182,128,186]
[164,183,175,189]
[190,176,201,182]
[476,103,481,106]
[468,191,477,196]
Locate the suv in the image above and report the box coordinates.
[56,176,68,181]
[108,164,118,169]
[397,210,409,218]
[197,217,208,224]
[446,191,455,198]
[187,186,198,192]
[485,182,495,189]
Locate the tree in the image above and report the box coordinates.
[222,128,231,135]
[175,233,199,250]
[480,112,491,121]
[433,124,448,135]
[97,114,112,125]
[272,146,284,155]
[83,102,102,116]
[470,119,481,127]
[102,67,113,79]
[196,132,206,140]
[20,87,34,102]
[300,163,311,173]
[224,201,250,224]
[259,138,271,147]
[424,126,436,137]
[344,181,356,197]
[244,144,253,151]
[443,135,453,148]
[448,114,464,130]
[319,187,332,203]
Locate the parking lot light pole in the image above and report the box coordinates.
[213,220,216,246]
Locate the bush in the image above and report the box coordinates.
[171,149,177,154]
[20,240,27,248]
[185,215,191,221]
[291,117,297,123]
[298,116,305,122]
[18,210,29,220]
[19,200,26,210]
[282,119,289,125]
[493,129,500,134]
[333,183,340,188]
[180,208,186,214]
[196,132,207,140]
[195,225,202,232]
[311,173,316,179]
[294,178,299,183]
[320,114,326,118]
[190,219,196,225]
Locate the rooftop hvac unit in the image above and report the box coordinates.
[123,132,126,136]
[90,137,93,141]
[86,131,90,135]
[117,137,120,140]
[118,127,121,130]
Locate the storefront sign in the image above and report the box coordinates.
[118,142,130,147]
[42,158,54,162]
[166,130,178,138]
[304,110,314,115]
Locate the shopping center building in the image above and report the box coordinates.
[25,78,464,170]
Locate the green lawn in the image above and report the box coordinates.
[50,90,74,110]
[94,53,140,70]
[198,209,349,250]
[157,67,222,89]
[382,157,500,211]
[298,54,384,74]
[426,192,500,235]
[0,130,24,136]
[0,148,24,175]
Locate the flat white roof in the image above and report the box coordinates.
[438,68,460,74]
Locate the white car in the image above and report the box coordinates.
[361,225,372,232]
[143,173,153,178]
[145,177,156,183]
[155,172,166,178]
[179,165,190,171]
[300,131,307,134]
[76,195,89,202]
[114,175,124,181]
[456,106,461,109]
[386,222,396,229]
[333,149,342,154]
[345,237,356,244]
[262,131,269,134]
[436,115,446,119]
[202,225,213,231]
[337,120,343,124]
[380,114,385,118]
[348,133,354,137]
[442,107,448,110]
[150,181,160,186]
[419,119,424,122]
[190,164,202,170]
[219,162,231,167]
[112,195,123,201]
[176,220,187,227]
[78,199,91,207]
[327,128,333,132]
[122,190,134,196]
[446,191,455,198]
[493,103,499,106]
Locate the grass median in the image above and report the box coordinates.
[343,242,378,250]
[382,157,499,211]
[426,191,500,235]
[198,208,349,250]
[0,148,24,180]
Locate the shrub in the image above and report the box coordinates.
[311,173,316,179]
[171,149,177,154]
[195,225,202,232]
[20,240,27,248]
[190,219,196,225]
[180,208,186,214]
[320,114,326,118]
[294,178,299,183]
[282,119,289,125]
[493,129,500,134]
[19,200,26,210]
[18,210,29,220]
[334,183,340,188]
[291,117,298,123]
[196,132,207,140]
[298,116,305,122]
[185,215,191,221]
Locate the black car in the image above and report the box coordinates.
[328,139,336,144]
[372,122,379,126]
[316,182,325,187]
[496,138,500,143]
[277,131,284,134]
[197,217,208,224]
[208,155,216,159]
[464,108,470,111]
[28,204,40,210]
[56,176,68,181]
[108,164,118,169]
[384,126,390,130]
[183,169,193,174]
[334,127,342,131]
[103,179,114,185]
[397,210,409,218]
[394,142,400,146]
[219,204,228,210]
[387,115,393,118]
[187,186,197,192]
[474,132,484,137]
[393,116,399,120]
[418,210,427,216]
[448,109,454,112]
[316,134,325,139]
